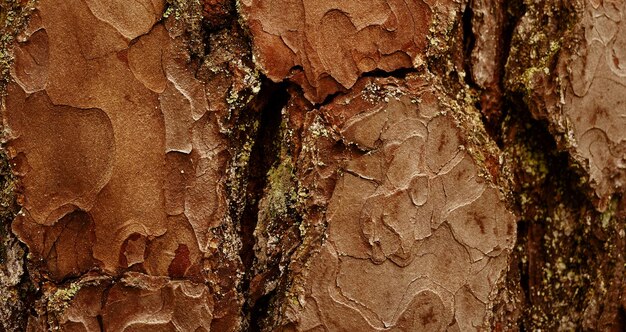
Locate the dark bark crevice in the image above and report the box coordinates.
[96,314,104,332]
[228,78,290,331]
[249,287,277,331]
[360,67,420,81]
[491,0,526,145]
[463,0,527,143]
[0,2,38,329]
[461,2,477,89]
[0,134,36,332]
[1,1,623,331]
[309,66,421,109]
[492,1,625,325]
[498,93,619,329]
[464,1,623,330]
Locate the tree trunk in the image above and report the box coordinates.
[0,0,624,331]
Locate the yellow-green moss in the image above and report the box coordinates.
[265,158,296,220]
[47,282,82,314]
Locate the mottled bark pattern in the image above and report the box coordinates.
[5,0,251,329]
[279,75,515,331]
[0,0,624,331]
[240,0,462,103]
[562,1,626,206]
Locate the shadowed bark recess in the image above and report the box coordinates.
[0,0,624,331]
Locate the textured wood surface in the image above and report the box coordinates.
[0,0,624,331]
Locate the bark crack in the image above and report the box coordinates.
[2,0,625,330]
[227,78,290,331]
[486,1,626,330]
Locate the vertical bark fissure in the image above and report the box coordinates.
[230,79,290,330]
[0,0,623,330]
[491,1,625,330]
[96,314,104,332]
[500,101,598,329]
[461,2,477,88]
[464,0,526,141]
[493,0,525,143]
[462,0,624,329]
[0,1,37,330]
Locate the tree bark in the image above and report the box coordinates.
[0,0,624,331]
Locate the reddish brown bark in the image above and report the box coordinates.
[0,0,624,331]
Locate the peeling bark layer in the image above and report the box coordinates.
[277,75,515,331]
[4,0,254,329]
[239,0,463,103]
[27,273,217,331]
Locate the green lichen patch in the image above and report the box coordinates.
[46,282,83,315]
[497,101,624,330]
[163,0,207,57]
[425,5,463,66]
[42,276,109,330]
[265,157,297,222]
[504,0,582,109]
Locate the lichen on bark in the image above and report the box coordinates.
[0,0,625,331]
[0,1,36,330]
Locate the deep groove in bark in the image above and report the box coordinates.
[461,1,477,89]
[483,0,520,144]
[360,67,419,81]
[492,0,626,328]
[249,287,277,331]
[466,0,526,143]
[481,1,617,329]
[96,314,104,332]
[500,93,609,329]
[310,67,420,109]
[0,172,32,330]
[0,2,37,329]
[232,79,290,330]
[492,0,525,145]
[1,1,624,330]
